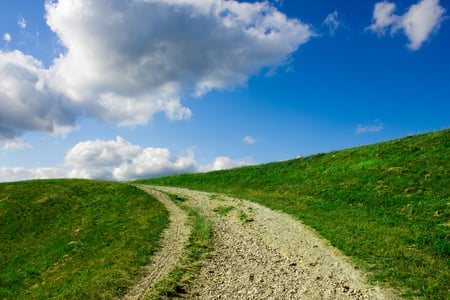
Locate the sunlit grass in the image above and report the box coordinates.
[137,129,450,299]
[0,179,169,299]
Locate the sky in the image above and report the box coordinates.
[0,0,449,182]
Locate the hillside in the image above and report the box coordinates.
[138,129,450,299]
[0,179,168,299]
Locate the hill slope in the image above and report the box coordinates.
[0,179,168,299]
[138,129,450,299]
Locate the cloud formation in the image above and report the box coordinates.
[44,0,312,124]
[65,136,200,180]
[2,139,32,150]
[323,11,340,35]
[0,167,68,182]
[0,50,77,140]
[199,156,253,172]
[368,0,446,50]
[0,136,253,182]
[0,0,313,140]
[3,33,11,42]
[356,120,384,134]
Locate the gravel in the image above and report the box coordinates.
[153,186,401,300]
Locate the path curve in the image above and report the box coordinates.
[121,186,191,300]
[154,186,400,300]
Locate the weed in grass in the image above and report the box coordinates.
[238,211,254,224]
[213,205,235,216]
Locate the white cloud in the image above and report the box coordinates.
[0,136,254,182]
[367,2,398,35]
[3,33,11,42]
[18,17,27,29]
[0,167,68,182]
[323,11,340,35]
[2,139,32,150]
[0,0,312,140]
[401,0,447,50]
[199,156,253,172]
[242,136,258,144]
[367,0,446,50]
[64,136,251,181]
[64,136,198,180]
[356,120,384,134]
[0,50,77,140]
[42,0,312,125]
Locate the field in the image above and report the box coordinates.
[0,179,168,299]
[138,129,450,299]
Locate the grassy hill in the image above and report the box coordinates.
[0,179,168,299]
[138,129,450,299]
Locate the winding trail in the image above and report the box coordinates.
[121,187,191,300]
[128,186,400,299]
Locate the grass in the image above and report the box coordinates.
[137,129,450,299]
[213,205,235,216]
[237,210,254,224]
[0,179,169,299]
[146,192,212,299]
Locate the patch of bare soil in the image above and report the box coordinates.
[154,186,401,300]
[121,187,191,300]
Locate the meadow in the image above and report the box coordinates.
[0,179,168,299]
[138,129,450,299]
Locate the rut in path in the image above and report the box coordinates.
[121,187,191,300]
[151,186,401,300]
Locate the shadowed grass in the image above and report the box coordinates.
[137,129,450,299]
[0,179,168,299]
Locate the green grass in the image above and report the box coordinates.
[137,129,450,299]
[213,205,235,216]
[0,179,169,299]
[147,192,212,299]
[237,210,254,224]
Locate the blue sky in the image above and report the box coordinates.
[0,0,449,181]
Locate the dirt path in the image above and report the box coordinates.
[152,186,400,300]
[121,187,191,300]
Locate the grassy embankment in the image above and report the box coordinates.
[0,179,168,299]
[137,129,450,299]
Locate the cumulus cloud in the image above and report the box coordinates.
[3,33,11,42]
[65,136,198,180]
[356,120,384,134]
[0,0,312,139]
[0,50,77,140]
[323,11,340,35]
[64,136,251,181]
[0,136,253,182]
[198,156,253,172]
[43,0,312,125]
[367,0,446,50]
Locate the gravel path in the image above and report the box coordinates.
[152,186,400,300]
[121,187,191,300]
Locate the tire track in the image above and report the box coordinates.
[121,186,191,300]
